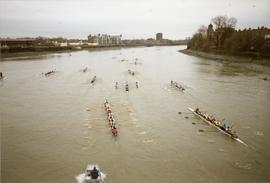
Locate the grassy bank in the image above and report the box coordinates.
[179,49,270,66]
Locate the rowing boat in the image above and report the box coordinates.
[125,82,129,91]
[91,76,96,84]
[187,107,247,146]
[104,100,118,136]
[82,67,88,72]
[128,69,135,76]
[171,80,185,92]
[44,70,55,76]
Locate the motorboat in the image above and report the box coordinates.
[76,164,105,183]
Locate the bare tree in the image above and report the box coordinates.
[211,15,237,29]
[197,25,207,38]
[211,15,228,29]
[227,17,237,28]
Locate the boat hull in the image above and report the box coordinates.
[187,107,247,146]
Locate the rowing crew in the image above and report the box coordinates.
[171,80,185,91]
[104,99,118,136]
[128,69,135,76]
[125,81,129,91]
[44,70,55,76]
[115,81,138,89]
[195,108,236,137]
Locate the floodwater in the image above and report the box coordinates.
[1,46,270,183]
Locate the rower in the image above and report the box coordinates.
[90,166,100,179]
[136,81,139,88]
[91,76,96,83]
[0,72,3,79]
[115,81,118,89]
[107,107,112,113]
[195,108,199,114]
[111,125,118,136]
[221,123,226,130]
[125,82,129,91]
[226,126,231,132]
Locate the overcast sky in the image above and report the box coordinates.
[0,0,269,39]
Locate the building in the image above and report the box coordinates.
[207,24,214,41]
[88,34,122,45]
[265,33,270,44]
[156,33,163,41]
[0,38,36,48]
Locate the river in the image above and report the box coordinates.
[1,46,270,183]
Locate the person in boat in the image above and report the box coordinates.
[90,166,100,180]
[115,82,118,89]
[107,107,112,113]
[221,123,226,130]
[91,76,96,83]
[226,125,232,132]
[195,108,200,114]
[125,82,129,91]
[136,81,139,88]
[0,72,3,79]
[86,169,92,179]
[111,125,118,135]
[83,67,87,72]
[108,114,114,121]
[181,86,185,91]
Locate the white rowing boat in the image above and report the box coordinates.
[188,107,247,146]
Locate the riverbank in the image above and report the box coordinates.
[0,44,184,61]
[179,49,270,66]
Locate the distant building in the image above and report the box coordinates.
[156,33,163,41]
[0,38,36,48]
[207,24,214,41]
[265,33,270,44]
[88,34,122,45]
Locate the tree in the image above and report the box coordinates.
[211,15,237,29]
[211,15,228,29]
[227,17,237,29]
[197,25,208,38]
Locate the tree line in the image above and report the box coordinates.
[187,15,270,57]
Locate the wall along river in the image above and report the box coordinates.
[1,45,270,183]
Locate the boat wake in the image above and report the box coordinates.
[76,172,106,183]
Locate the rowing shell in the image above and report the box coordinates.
[187,107,247,146]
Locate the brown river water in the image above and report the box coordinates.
[1,46,270,183]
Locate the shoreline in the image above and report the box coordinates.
[179,49,270,67]
[0,44,183,61]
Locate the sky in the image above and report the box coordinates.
[0,0,269,40]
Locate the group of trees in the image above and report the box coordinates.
[188,15,270,56]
